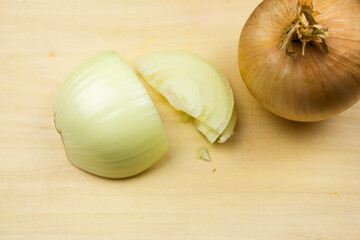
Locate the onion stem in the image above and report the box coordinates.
[281,2,329,56]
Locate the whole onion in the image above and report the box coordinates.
[238,0,360,122]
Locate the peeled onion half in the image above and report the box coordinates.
[54,51,168,178]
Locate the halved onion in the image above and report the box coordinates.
[54,51,168,178]
[134,51,237,143]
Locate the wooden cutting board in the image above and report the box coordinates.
[1,0,359,239]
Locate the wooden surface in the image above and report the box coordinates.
[1,0,359,239]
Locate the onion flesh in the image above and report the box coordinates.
[54,51,168,179]
[134,51,237,143]
[198,146,210,161]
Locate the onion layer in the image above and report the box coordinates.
[134,51,237,143]
[54,51,168,179]
[238,0,360,122]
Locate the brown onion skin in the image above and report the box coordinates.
[238,0,360,122]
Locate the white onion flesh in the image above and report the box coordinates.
[198,146,211,161]
[54,51,168,178]
[134,51,237,143]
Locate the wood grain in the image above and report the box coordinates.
[0,0,359,239]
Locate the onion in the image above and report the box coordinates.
[198,146,211,161]
[134,51,237,143]
[54,51,168,178]
[238,0,360,122]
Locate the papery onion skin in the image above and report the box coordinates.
[54,51,168,179]
[238,0,360,122]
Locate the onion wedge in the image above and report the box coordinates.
[134,51,236,143]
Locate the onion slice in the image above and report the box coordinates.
[134,51,236,143]
[54,51,168,178]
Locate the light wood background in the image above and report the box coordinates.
[0,0,359,239]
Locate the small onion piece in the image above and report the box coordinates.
[134,51,237,143]
[238,0,360,122]
[198,146,211,161]
[54,51,168,178]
